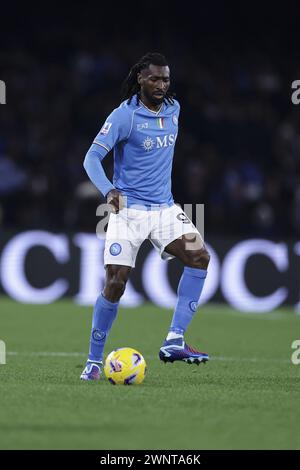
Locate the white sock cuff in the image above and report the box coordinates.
[166,332,184,341]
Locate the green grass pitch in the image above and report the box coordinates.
[0,296,300,450]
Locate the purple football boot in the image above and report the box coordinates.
[80,361,102,381]
[159,337,209,365]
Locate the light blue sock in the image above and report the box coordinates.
[88,293,119,362]
[169,267,207,336]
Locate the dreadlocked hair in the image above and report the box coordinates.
[121,52,175,105]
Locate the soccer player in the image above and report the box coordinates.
[80,52,210,380]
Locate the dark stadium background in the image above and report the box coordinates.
[0,2,299,309]
[1,1,300,454]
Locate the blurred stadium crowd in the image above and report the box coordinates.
[0,6,299,236]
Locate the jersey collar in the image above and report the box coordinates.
[139,99,164,115]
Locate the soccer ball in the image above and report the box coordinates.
[104,347,147,385]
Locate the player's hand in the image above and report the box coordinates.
[106,189,124,214]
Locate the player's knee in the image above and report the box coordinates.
[105,277,127,301]
[186,248,210,270]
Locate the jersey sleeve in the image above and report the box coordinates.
[174,99,180,118]
[93,104,131,155]
[83,144,115,197]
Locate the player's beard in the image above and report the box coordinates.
[152,95,164,105]
[144,88,165,106]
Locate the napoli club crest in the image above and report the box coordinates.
[172,114,178,126]
[110,243,122,256]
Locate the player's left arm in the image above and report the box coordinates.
[83,143,115,197]
[174,98,180,119]
[83,105,131,203]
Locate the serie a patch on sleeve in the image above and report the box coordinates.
[100,122,112,135]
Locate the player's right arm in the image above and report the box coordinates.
[83,104,131,213]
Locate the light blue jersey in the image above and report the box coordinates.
[90,95,180,208]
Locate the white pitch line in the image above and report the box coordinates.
[206,310,297,321]
[212,356,290,364]
[5,351,291,364]
[7,351,85,357]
